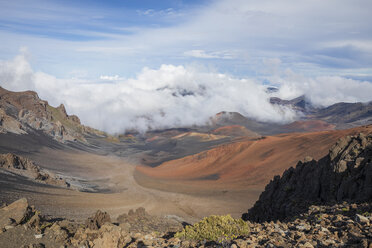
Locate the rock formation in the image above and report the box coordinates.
[0,198,32,230]
[1,198,372,247]
[0,153,69,188]
[0,199,186,248]
[244,133,372,222]
[0,86,103,143]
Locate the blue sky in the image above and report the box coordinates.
[1,0,371,80]
[1,0,372,133]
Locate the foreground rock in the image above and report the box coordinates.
[116,207,183,233]
[1,198,371,247]
[0,153,69,188]
[244,133,372,222]
[0,198,186,248]
[0,198,32,230]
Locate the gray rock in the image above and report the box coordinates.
[355,214,370,225]
[0,198,31,229]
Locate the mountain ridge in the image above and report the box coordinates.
[244,132,372,222]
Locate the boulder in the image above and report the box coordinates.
[0,198,31,229]
[92,223,131,248]
[85,210,111,230]
[355,214,370,225]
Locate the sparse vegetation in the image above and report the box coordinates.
[362,212,370,217]
[175,215,249,243]
[40,222,52,231]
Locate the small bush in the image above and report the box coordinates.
[175,215,249,243]
[362,212,371,217]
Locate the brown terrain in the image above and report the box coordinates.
[1,87,372,247]
[280,120,336,133]
[1,133,371,247]
[211,125,260,138]
[135,125,372,197]
[1,87,372,246]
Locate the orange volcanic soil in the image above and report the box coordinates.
[282,120,336,132]
[212,125,259,137]
[136,125,372,191]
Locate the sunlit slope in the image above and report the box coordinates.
[136,125,372,191]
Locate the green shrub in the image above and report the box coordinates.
[362,212,371,217]
[175,215,249,243]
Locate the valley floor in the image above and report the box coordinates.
[1,124,371,224]
[0,145,257,223]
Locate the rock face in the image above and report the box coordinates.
[244,133,372,222]
[0,198,31,230]
[0,86,102,143]
[85,210,111,230]
[1,198,372,247]
[0,199,186,248]
[0,153,69,188]
[270,95,316,114]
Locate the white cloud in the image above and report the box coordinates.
[137,8,179,17]
[0,53,299,134]
[184,50,234,59]
[274,69,372,106]
[0,50,35,91]
[2,0,371,79]
[1,54,372,134]
[100,75,121,81]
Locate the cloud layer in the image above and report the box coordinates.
[1,0,371,79]
[1,53,372,134]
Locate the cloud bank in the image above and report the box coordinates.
[1,0,371,80]
[0,53,371,134]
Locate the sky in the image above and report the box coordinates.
[0,0,372,133]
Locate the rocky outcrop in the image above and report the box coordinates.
[85,210,111,230]
[0,108,26,134]
[0,86,104,143]
[0,198,32,230]
[0,199,186,248]
[244,133,372,222]
[0,153,69,188]
[1,198,372,247]
[237,202,372,248]
[270,95,316,114]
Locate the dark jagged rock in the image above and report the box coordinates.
[270,95,316,113]
[0,153,69,188]
[85,210,111,230]
[243,133,372,222]
[1,198,372,247]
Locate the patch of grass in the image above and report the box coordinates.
[362,212,371,217]
[40,222,52,231]
[174,215,249,243]
[47,105,83,133]
[315,214,322,221]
